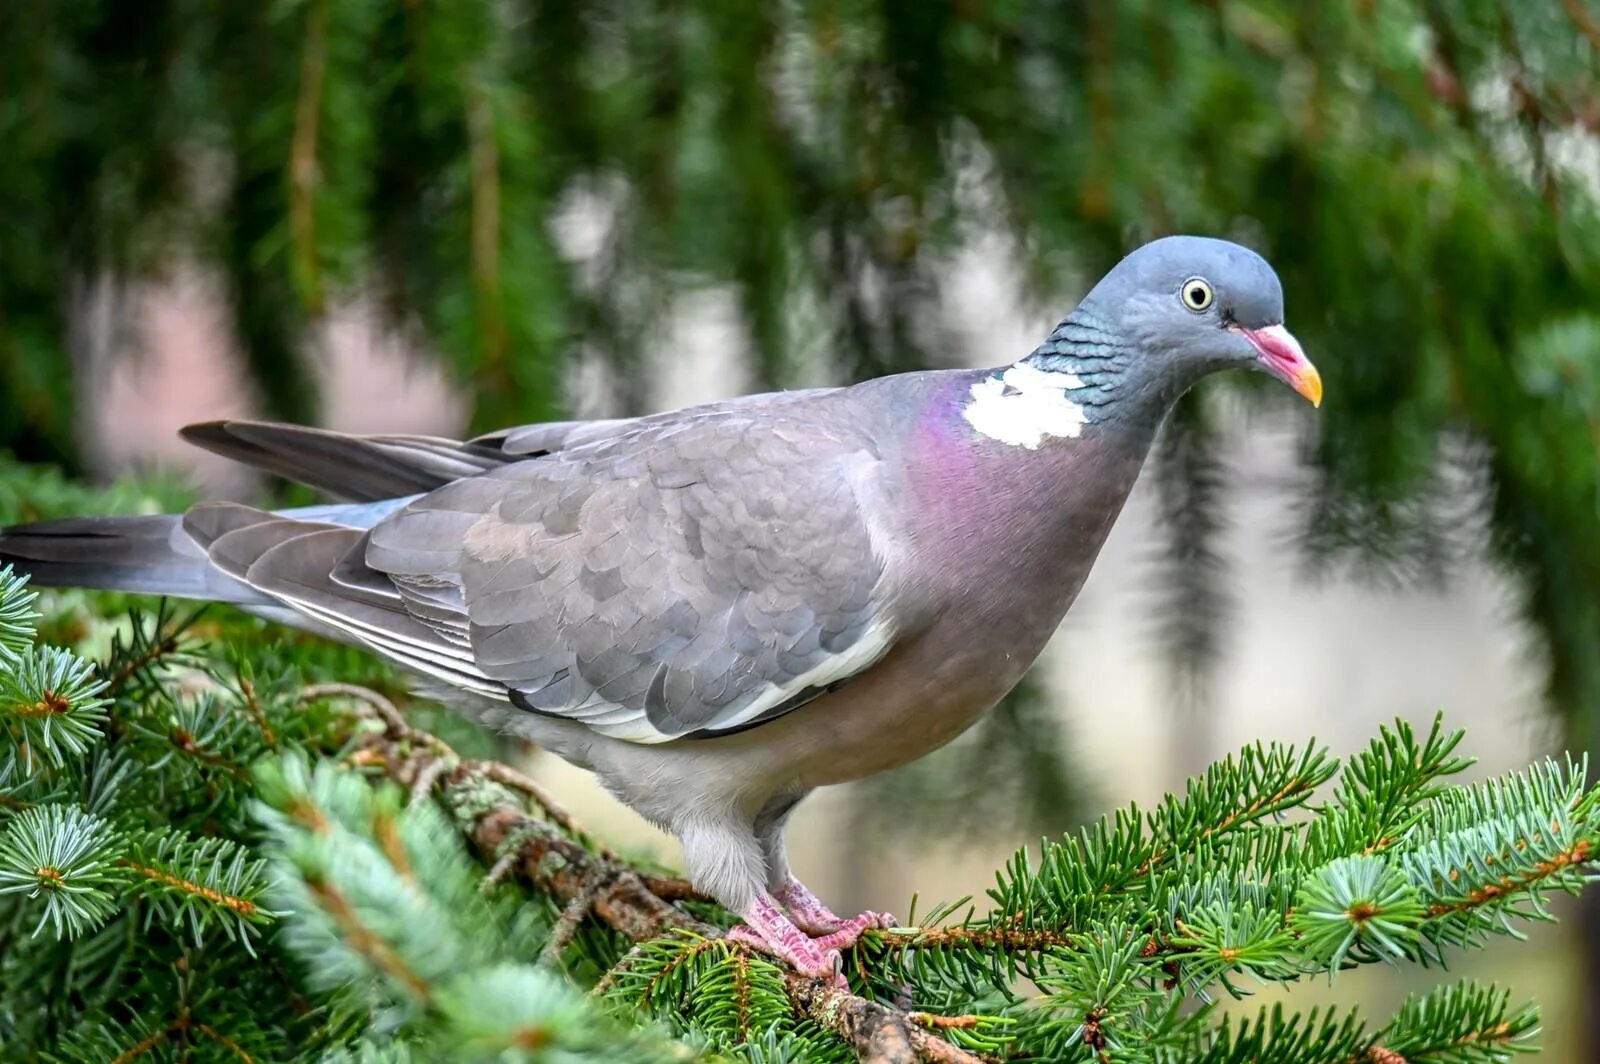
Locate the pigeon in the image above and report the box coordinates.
[0,235,1321,979]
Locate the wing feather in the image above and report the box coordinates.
[181,420,512,501]
[162,397,896,744]
[366,402,896,743]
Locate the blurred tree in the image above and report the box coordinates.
[3,0,1599,1035]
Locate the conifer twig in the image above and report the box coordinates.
[408,757,453,806]
[881,923,1074,952]
[785,973,994,1064]
[464,758,615,860]
[353,715,985,1064]
[300,682,610,850]
[298,683,417,741]
[592,942,649,997]
[540,881,604,967]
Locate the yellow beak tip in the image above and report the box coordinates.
[1300,369,1324,409]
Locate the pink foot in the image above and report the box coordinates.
[808,910,895,952]
[775,877,896,946]
[726,894,847,986]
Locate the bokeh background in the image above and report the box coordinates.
[4,1,1599,1055]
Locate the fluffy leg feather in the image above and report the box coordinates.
[681,810,847,983]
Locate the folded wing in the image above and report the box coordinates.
[179,403,894,744]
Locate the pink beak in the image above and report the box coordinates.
[1232,323,1323,407]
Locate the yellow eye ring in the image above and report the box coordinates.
[1180,277,1214,313]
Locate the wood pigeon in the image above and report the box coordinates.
[0,236,1322,979]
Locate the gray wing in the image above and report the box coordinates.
[181,388,842,500]
[468,387,840,456]
[180,420,515,502]
[366,406,894,743]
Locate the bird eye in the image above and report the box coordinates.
[1180,277,1214,313]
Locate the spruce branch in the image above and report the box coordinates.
[0,750,71,819]
[1294,855,1426,973]
[99,600,208,698]
[1308,714,1474,862]
[127,690,257,779]
[0,565,41,655]
[234,675,278,749]
[118,829,278,952]
[849,718,1596,1057]
[0,803,120,938]
[253,748,701,1061]
[0,644,110,770]
[340,694,991,1064]
[1390,755,1594,958]
[301,682,619,865]
[1367,982,1540,1062]
[47,960,294,1063]
[1150,739,1338,854]
[783,972,999,1064]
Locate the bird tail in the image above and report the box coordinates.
[0,498,410,608]
[0,513,260,601]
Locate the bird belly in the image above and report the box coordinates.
[701,608,1055,791]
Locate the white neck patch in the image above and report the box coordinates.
[961,361,1089,449]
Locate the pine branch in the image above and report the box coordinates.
[784,973,999,1064]
[118,829,278,951]
[1368,982,1540,1062]
[0,804,120,938]
[0,644,110,770]
[0,566,40,655]
[99,601,207,698]
[341,690,989,1064]
[1293,855,1424,971]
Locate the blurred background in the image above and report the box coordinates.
[3,0,1599,1055]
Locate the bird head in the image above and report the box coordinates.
[1074,235,1322,407]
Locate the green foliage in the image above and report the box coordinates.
[0,483,1592,1060]
[1150,983,1541,1064]
[0,574,343,1058]
[605,934,816,1056]
[0,621,109,770]
[0,549,692,1060]
[120,830,276,951]
[0,804,121,939]
[250,754,689,1060]
[777,714,1589,1061]
[1292,855,1424,971]
[0,566,39,654]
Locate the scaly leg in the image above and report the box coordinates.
[775,876,895,950]
[726,893,846,986]
[754,797,894,950]
[681,811,846,984]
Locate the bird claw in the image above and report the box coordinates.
[806,910,896,952]
[775,877,896,939]
[726,924,847,987]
